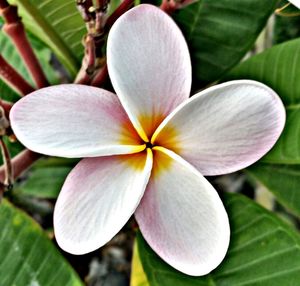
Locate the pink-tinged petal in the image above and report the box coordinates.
[289,0,300,8]
[10,84,145,158]
[135,147,230,276]
[152,80,285,176]
[54,149,153,255]
[107,4,191,141]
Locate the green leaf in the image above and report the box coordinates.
[246,163,300,217]
[273,3,300,44]
[17,166,72,199]
[0,19,19,100]
[0,199,83,286]
[225,38,300,164]
[137,192,300,285]
[0,20,59,101]
[131,240,150,286]
[16,157,78,199]
[11,0,86,76]
[173,0,278,87]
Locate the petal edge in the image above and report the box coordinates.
[54,149,153,255]
[135,147,230,276]
[107,4,192,141]
[10,84,145,158]
[152,80,286,175]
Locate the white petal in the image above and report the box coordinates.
[135,147,230,276]
[152,80,285,175]
[107,4,191,141]
[54,149,153,254]
[10,84,145,158]
[289,0,300,8]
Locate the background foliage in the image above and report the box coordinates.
[1,0,300,285]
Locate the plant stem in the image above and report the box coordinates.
[160,0,196,14]
[76,0,94,23]
[76,0,134,85]
[75,0,109,84]
[0,0,7,9]
[0,1,49,88]
[105,0,133,30]
[90,0,134,86]
[0,149,41,183]
[75,0,96,84]
[160,0,175,14]
[0,137,13,188]
[0,100,13,119]
[0,54,35,96]
[95,0,109,33]
[91,63,107,87]
[75,34,95,84]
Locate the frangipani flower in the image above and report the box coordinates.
[10,4,285,276]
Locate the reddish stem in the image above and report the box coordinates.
[95,0,107,9]
[75,0,96,85]
[75,35,96,84]
[75,68,92,85]
[76,0,133,85]
[0,137,13,187]
[0,0,8,9]
[89,0,133,86]
[85,36,96,72]
[160,0,196,14]
[0,3,49,89]
[95,0,109,33]
[76,0,94,22]
[0,149,41,182]
[0,55,35,96]
[105,0,134,30]
[75,0,110,84]
[91,63,108,87]
[160,0,177,14]
[0,100,13,118]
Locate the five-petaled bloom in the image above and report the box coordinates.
[10,4,285,276]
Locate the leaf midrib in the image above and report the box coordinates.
[14,0,79,76]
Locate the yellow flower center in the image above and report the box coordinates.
[118,112,182,176]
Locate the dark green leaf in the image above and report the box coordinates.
[173,0,278,87]
[246,163,300,217]
[137,192,300,285]
[17,167,72,199]
[274,2,300,45]
[0,199,83,285]
[11,0,86,76]
[0,19,59,100]
[16,157,78,199]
